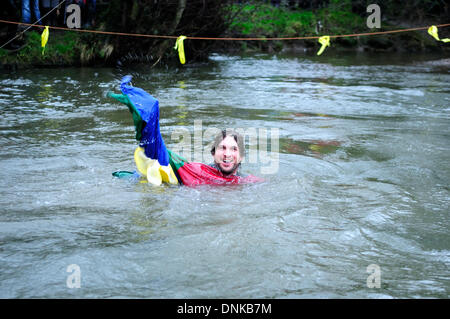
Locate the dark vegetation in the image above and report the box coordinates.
[0,0,448,68]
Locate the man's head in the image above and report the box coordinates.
[211,130,245,176]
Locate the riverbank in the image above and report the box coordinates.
[0,2,448,69]
[0,29,113,70]
[219,3,449,55]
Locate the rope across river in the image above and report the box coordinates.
[1,19,449,41]
[0,18,448,62]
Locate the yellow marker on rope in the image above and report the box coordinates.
[317,36,330,55]
[427,25,450,43]
[41,26,49,55]
[174,35,187,64]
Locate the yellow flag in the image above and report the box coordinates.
[41,26,49,55]
[174,35,187,64]
[317,36,330,55]
[428,25,450,43]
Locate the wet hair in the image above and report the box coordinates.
[210,129,245,158]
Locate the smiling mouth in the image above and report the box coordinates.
[219,160,236,171]
[221,159,234,166]
[216,159,239,175]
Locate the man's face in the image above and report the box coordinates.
[213,135,243,175]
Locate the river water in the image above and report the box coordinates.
[0,52,449,298]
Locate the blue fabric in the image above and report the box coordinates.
[21,0,41,24]
[41,0,60,8]
[120,76,170,166]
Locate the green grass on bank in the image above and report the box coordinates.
[229,4,316,37]
[0,30,114,67]
[228,3,365,38]
[0,31,80,66]
[225,2,369,51]
[226,2,443,52]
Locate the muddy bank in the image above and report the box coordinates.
[1,1,448,69]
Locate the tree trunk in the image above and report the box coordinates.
[155,0,187,63]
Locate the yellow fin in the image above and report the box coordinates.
[133,147,178,185]
[159,165,178,185]
[134,147,151,176]
[147,160,162,186]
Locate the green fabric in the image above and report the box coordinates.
[168,149,188,171]
[112,171,138,179]
[107,92,145,141]
[167,150,188,185]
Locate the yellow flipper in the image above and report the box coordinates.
[134,147,151,176]
[147,160,162,186]
[159,165,178,185]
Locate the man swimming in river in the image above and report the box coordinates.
[210,129,245,177]
[109,76,263,186]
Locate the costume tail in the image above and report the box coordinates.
[108,76,178,185]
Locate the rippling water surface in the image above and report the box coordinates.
[0,52,449,298]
